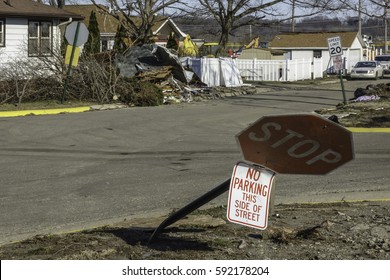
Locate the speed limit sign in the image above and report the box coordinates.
[327,36,343,57]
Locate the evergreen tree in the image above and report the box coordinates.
[84,11,101,55]
[113,24,128,54]
[166,32,178,51]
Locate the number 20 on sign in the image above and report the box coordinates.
[327,36,343,57]
[227,162,275,230]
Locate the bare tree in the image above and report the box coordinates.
[194,0,284,55]
[0,38,68,105]
[192,0,344,55]
[337,0,390,19]
[0,59,38,105]
[90,0,185,47]
[338,0,381,13]
[0,37,123,104]
[34,0,66,8]
[339,0,389,51]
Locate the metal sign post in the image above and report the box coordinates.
[148,178,231,243]
[339,68,347,104]
[149,114,354,243]
[62,22,89,104]
[62,22,80,104]
[327,36,347,105]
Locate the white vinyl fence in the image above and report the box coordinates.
[235,58,323,82]
[185,57,324,86]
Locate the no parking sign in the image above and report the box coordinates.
[227,162,275,229]
[228,113,354,230]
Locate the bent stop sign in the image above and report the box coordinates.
[236,114,354,174]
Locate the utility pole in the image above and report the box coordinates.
[385,0,388,53]
[358,0,362,35]
[292,0,295,32]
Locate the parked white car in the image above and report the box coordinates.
[350,61,384,80]
[375,54,390,73]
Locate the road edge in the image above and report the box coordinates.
[0,107,91,117]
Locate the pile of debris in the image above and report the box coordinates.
[351,83,390,102]
[115,44,247,104]
[115,44,204,104]
[316,83,390,128]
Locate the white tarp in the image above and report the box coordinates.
[188,57,243,87]
[220,58,243,87]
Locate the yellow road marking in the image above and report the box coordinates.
[0,107,91,118]
[347,127,390,133]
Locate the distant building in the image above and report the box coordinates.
[63,5,187,51]
[269,31,371,72]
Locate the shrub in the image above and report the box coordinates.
[0,49,165,107]
[118,78,164,106]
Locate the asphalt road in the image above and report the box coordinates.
[1,80,389,244]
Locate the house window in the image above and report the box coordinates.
[28,21,52,56]
[313,50,322,58]
[0,19,5,47]
[101,39,108,52]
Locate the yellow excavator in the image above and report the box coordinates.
[244,37,261,49]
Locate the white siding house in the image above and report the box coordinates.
[1,18,61,64]
[269,31,366,73]
[0,0,83,68]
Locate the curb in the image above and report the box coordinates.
[347,127,390,133]
[0,106,91,118]
[0,104,129,118]
[1,106,390,132]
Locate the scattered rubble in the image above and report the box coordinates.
[114,44,249,105]
[316,83,390,127]
[352,83,390,100]
[113,44,390,128]
[1,201,389,260]
[115,44,200,104]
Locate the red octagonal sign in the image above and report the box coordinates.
[236,114,354,174]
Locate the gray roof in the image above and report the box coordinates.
[0,0,83,20]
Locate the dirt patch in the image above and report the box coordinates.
[313,82,390,128]
[1,201,389,260]
[315,99,390,128]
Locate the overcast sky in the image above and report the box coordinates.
[63,0,385,21]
